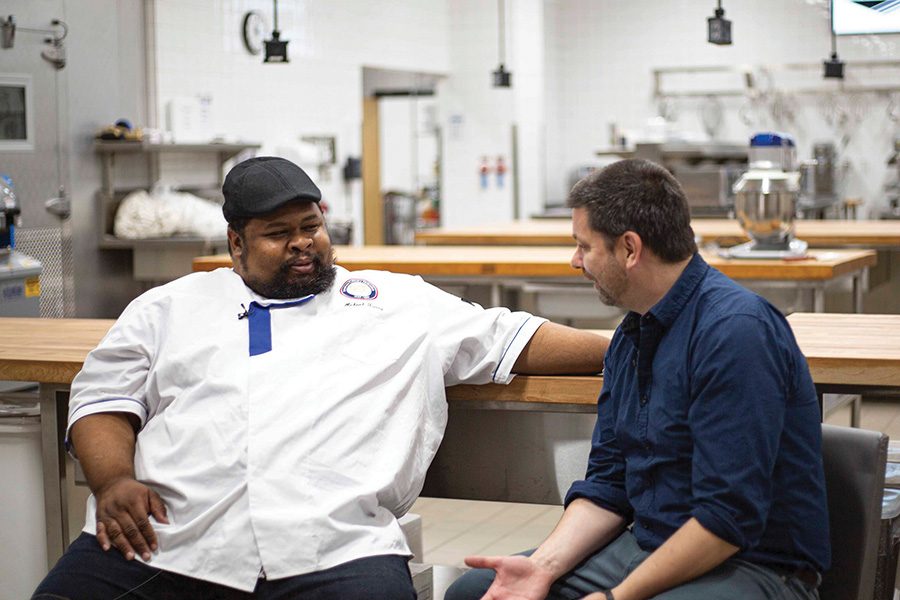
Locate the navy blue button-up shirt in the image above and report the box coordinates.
[566,253,830,573]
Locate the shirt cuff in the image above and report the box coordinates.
[691,505,748,550]
[565,480,633,520]
[491,315,548,384]
[65,397,147,458]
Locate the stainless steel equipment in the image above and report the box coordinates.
[725,133,808,259]
[631,141,748,217]
[0,174,42,392]
[0,174,19,253]
[797,142,839,216]
[885,138,900,219]
[383,191,417,245]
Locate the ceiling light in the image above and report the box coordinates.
[492,0,511,87]
[823,51,844,79]
[707,1,732,45]
[823,4,844,79]
[264,0,288,63]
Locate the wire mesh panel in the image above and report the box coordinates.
[14,225,74,318]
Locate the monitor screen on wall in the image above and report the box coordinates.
[833,0,900,35]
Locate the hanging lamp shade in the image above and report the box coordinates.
[264,30,288,63]
[263,0,289,63]
[491,0,511,87]
[492,64,511,88]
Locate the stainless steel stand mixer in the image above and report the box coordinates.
[723,132,809,259]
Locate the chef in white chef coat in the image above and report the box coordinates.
[33,157,608,600]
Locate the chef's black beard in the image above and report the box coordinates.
[241,249,337,299]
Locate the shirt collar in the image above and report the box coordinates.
[646,253,708,329]
[619,252,708,336]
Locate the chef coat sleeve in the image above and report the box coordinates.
[65,294,162,457]
[416,278,547,386]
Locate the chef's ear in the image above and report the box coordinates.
[227,226,244,259]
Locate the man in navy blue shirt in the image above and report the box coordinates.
[446,158,830,600]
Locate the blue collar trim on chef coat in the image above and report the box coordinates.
[247,296,314,356]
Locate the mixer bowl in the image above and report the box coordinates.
[732,169,799,249]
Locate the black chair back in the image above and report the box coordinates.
[819,424,888,600]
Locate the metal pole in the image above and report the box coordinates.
[497,0,505,65]
[511,123,520,220]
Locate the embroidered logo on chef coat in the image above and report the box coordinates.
[340,278,378,300]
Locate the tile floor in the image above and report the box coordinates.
[411,398,900,597]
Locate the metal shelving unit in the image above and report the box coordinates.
[652,60,900,99]
[94,140,260,280]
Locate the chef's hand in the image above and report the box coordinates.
[94,476,168,561]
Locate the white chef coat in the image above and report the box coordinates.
[67,266,546,591]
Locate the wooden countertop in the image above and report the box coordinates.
[192,246,876,282]
[2,314,897,403]
[786,312,900,389]
[0,318,116,384]
[415,219,900,248]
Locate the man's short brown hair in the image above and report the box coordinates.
[567,159,697,263]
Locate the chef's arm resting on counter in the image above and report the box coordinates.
[513,322,608,375]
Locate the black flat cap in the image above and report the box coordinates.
[222,156,321,221]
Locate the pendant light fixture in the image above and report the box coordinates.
[823,3,844,80]
[707,1,732,45]
[492,0,511,87]
[264,0,289,63]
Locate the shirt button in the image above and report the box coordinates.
[631,357,637,368]
[641,393,648,404]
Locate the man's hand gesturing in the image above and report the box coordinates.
[464,555,556,600]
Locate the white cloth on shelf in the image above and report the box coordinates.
[113,184,226,239]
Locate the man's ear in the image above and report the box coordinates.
[620,231,643,269]
[227,228,243,261]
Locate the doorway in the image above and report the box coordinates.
[361,67,443,245]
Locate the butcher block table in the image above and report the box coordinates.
[193,246,876,312]
[416,219,900,249]
[3,312,895,562]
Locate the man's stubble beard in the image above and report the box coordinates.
[591,258,627,309]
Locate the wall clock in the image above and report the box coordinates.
[241,11,266,55]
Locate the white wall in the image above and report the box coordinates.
[512,0,547,220]
[440,0,519,228]
[151,0,555,232]
[151,0,451,233]
[150,0,900,238]
[544,0,900,215]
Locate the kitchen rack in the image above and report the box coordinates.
[95,140,260,281]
